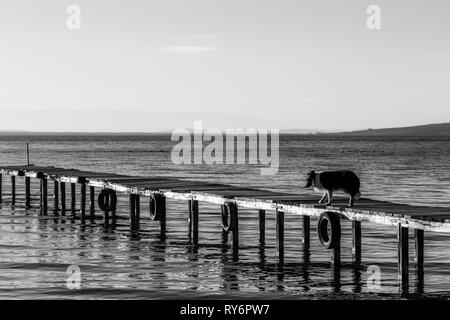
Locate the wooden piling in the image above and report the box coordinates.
[276,209,284,264]
[80,183,86,219]
[398,224,409,286]
[190,200,199,244]
[135,194,140,225]
[25,176,31,208]
[41,178,48,213]
[70,183,76,214]
[89,186,95,215]
[302,215,310,250]
[259,209,265,243]
[0,174,2,203]
[414,229,424,269]
[60,182,66,214]
[53,180,59,213]
[159,196,167,238]
[352,220,362,262]
[11,175,16,205]
[331,243,341,267]
[129,194,136,225]
[231,203,239,261]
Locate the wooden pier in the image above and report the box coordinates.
[1,165,450,292]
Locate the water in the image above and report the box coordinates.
[0,135,450,299]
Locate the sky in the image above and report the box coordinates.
[0,0,449,132]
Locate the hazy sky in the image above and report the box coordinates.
[0,0,449,131]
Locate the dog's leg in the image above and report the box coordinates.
[325,190,333,205]
[348,195,354,207]
[318,192,327,204]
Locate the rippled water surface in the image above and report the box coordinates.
[0,135,449,299]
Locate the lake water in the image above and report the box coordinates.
[0,135,449,299]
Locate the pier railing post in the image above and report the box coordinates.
[352,220,362,263]
[25,176,31,208]
[398,224,409,291]
[302,216,310,251]
[259,209,265,244]
[70,183,76,214]
[60,182,66,215]
[11,175,16,206]
[276,208,285,264]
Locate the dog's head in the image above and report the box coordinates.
[304,170,315,188]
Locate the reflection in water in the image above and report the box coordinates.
[221,263,239,292]
[302,250,311,292]
[331,264,341,294]
[1,171,450,299]
[352,262,363,294]
[416,266,424,297]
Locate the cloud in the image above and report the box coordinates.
[162,46,222,55]
[167,34,217,40]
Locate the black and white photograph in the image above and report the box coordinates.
[1,0,450,311]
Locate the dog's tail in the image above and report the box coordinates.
[354,191,361,200]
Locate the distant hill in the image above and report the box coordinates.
[334,123,450,136]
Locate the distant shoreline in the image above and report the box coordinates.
[0,122,449,136]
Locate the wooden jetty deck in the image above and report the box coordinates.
[1,165,449,290]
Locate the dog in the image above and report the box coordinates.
[304,170,361,207]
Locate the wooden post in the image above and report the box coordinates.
[352,220,362,262]
[129,194,136,225]
[11,175,16,205]
[190,200,199,244]
[414,229,424,269]
[259,209,265,243]
[160,196,167,239]
[41,178,48,213]
[25,176,31,208]
[53,180,59,213]
[26,142,30,166]
[80,183,86,219]
[60,182,66,215]
[231,204,239,261]
[70,183,76,214]
[398,224,409,287]
[89,186,95,215]
[302,215,310,250]
[276,209,284,264]
[0,174,2,203]
[331,241,341,267]
[135,194,140,225]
